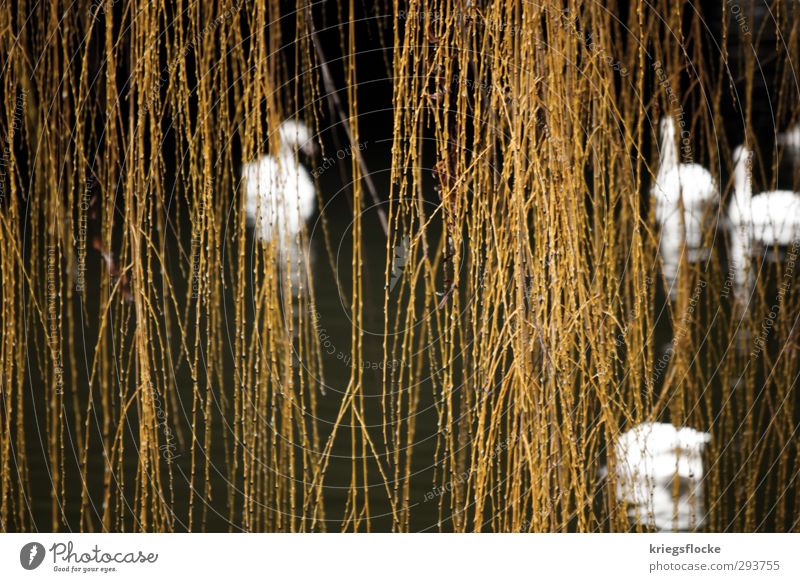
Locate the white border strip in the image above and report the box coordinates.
[1,533,798,581]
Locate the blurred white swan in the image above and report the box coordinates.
[652,118,718,299]
[612,422,710,532]
[778,124,800,163]
[242,119,317,245]
[728,145,800,305]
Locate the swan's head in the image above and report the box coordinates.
[732,144,750,166]
[278,119,318,156]
[659,116,675,139]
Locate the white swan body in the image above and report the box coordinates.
[613,422,710,532]
[242,119,317,245]
[652,119,718,299]
[728,145,800,304]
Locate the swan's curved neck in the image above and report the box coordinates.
[278,142,299,160]
[733,151,752,206]
[657,119,678,180]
